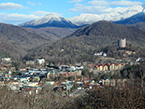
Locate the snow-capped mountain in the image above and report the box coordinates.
[114,12,145,25]
[69,5,145,26]
[19,5,145,28]
[19,14,78,28]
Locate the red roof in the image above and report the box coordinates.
[102,64,106,67]
[96,65,100,67]
[121,64,125,66]
[89,66,94,68]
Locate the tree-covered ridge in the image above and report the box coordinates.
[26,21,145,64]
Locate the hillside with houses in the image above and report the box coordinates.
[0,53,145,108]
[0,21,145,108]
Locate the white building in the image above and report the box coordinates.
[1,58,11,62]
[118,39,126,48]
[69,66,76,71]
[36,59,45,65]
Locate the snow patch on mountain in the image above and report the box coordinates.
[69,5,144,26]
[19,13,70,26]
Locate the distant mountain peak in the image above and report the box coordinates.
[19,4,145,28]
[19,14,78,28]
[114,11,145,25]
[70,5,144,26]
[41,14,67,22]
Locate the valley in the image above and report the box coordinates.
[0,7,145,108]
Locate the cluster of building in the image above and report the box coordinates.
[0,42,144,98]
[89,63,125,72]
[101,79,128,87]
[0,63,85,96]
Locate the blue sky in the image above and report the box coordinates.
[0,0,145,24]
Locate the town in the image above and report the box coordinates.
[0,39,144,98]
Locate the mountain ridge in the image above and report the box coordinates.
[114,12,145,25]
[70,5,145,26]
[19,14,79,28]
[0,23,51,59]
[25,21,145,64]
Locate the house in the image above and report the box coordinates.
[114,64,119,70]
[102,64,108,71]
[69,66,76,71]
[17,77,30,82]
[5,73,11,78]
[75,66,83,70]
[19,68,27,72]
[0,66,7,71]
[102,79,128,87]
[22,86,42,96]
[118,64,125,69]
[1,58,11,63]
[94,52,107,57]
[102,79,111,86]
[96,64,108,71]
[69,70,82,76]
[36,59,45,65]
[46,81,55,85]
[109,63,125,71]
[96,65,103,71]
[47,70,56,79]
[59,65,69,71]
[109,64,115,71]
[26,61,35,66]
[32,76,40,82]
[10,67,16,72]
[94,52,103,56]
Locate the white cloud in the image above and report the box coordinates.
[69,0,84,3]
[88,0,142,6]
[70,0,143,14]
[34,11,62,17]
[27,2,35,6]
[27,2,42,6]
[70,3,111,14]
[111,0,142,6]
[34,11,49,16]
[88,0,109,6]
[0,13,39,25]
[0,11,63,25]
[0,2,24,10]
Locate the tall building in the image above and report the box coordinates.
[118,39,126,48]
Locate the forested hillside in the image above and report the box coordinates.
[25,21,145,64]
[0,23,76,60]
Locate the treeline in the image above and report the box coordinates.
[0,83,144,109]
[120,63,145,79]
